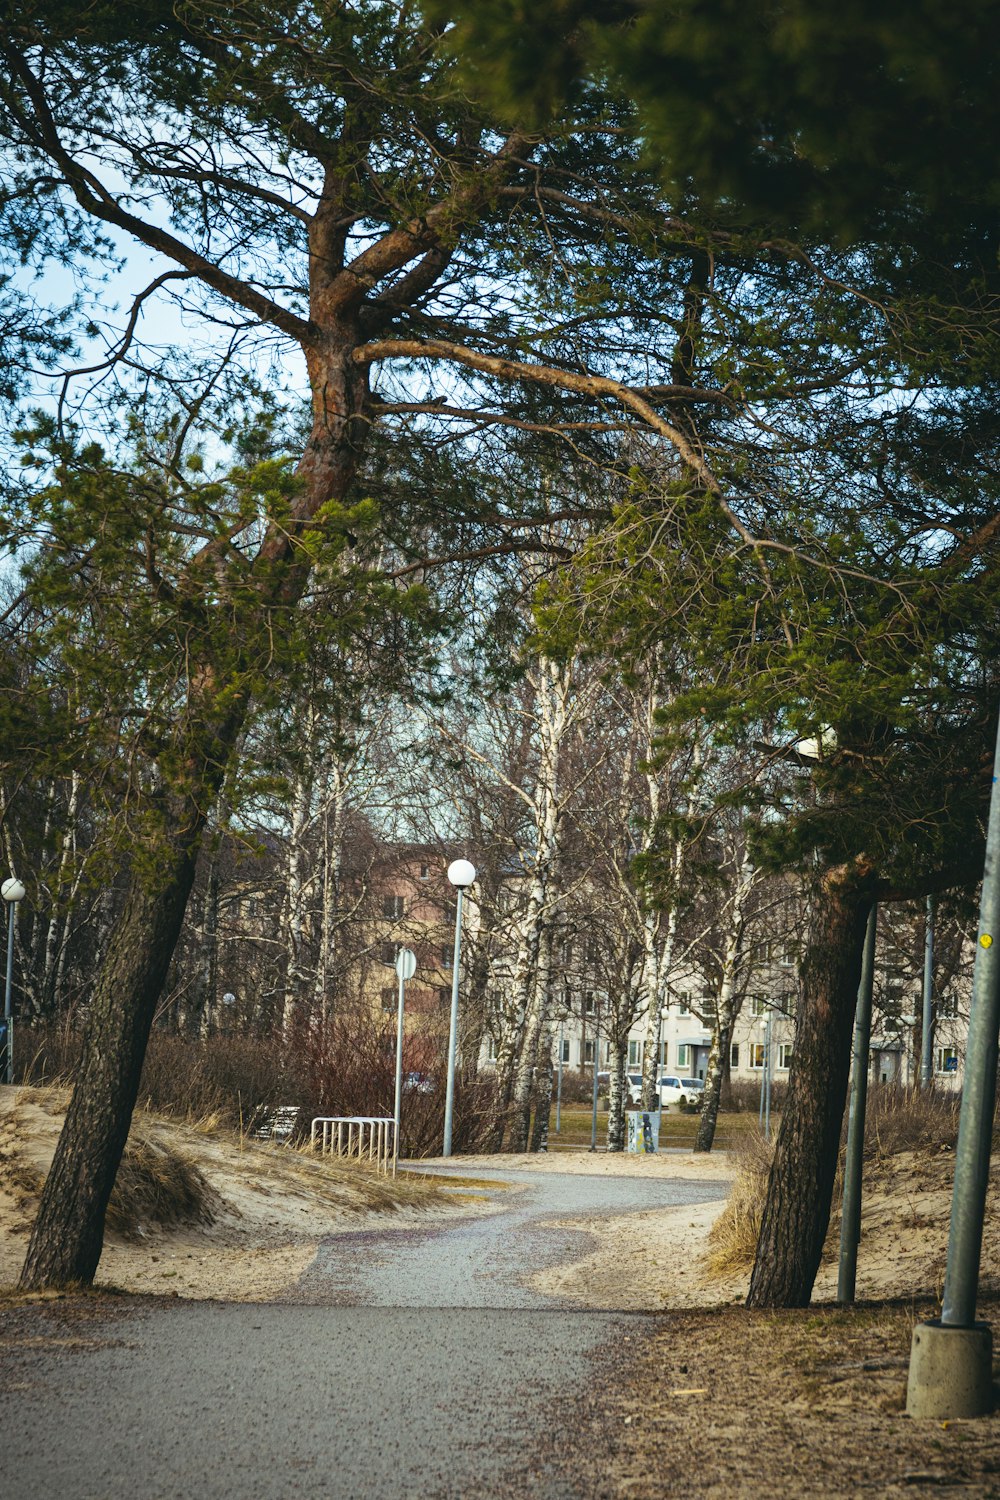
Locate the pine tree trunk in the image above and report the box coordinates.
[746,865,873,1307]
[19,816,201,1289]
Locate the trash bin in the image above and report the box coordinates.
[625,1109,660,1154]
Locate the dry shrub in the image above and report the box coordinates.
[106,1133,219,1240]
[706,1128,774,1276]
[17,1016,501,1157]
[721,1077,789,1114]
[860,1085,962,1164]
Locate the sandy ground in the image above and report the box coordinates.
[0,1086,495,1300]
[2,1088,995,1314]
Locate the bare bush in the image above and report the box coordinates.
[721,1077,788,1114]
[859,1084,962,1163]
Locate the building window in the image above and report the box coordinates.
[584,1039,595,1064]
[778,1043,794,1070]
[584,992,596,1015]
[676,1044,689,1068]
[779,943,795,968]
[938,992,959,1019]
[749,1042,765,1070]
[936,1047,959,1074]
[677,992,690,1015]
[380,986,396,1013]
[730,1043,740,1069]
[383,895,404,920]
[779,993,796,1017]
[559,1038,570,1063]
[750,994,767,1017]
[659,1041,668,1067]
[585,939,600,964]
[419,863,430,880]
[379,941,396,965]
[756,940,773,962]
[486,1036,497,1062]
[628,1040,641,1067]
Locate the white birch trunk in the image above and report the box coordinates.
[282,733,315,1039]
[695,857,758,1152]
[504,656,569,1151]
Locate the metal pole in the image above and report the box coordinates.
[555,1020,563,1134]
[589,1005,600,1151]
[442,886,464,1158]
[838,901,877,1304]
[940,710,1000,1328]
[759,1021,766,1129]
[920,895,935,1091]
[763,1011,773,1139]
[393,967,405,1178]
[4,900,15,1086]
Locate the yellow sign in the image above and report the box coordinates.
[981,934,993,949]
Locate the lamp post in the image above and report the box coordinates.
[555,1018,564,1134]
[220,991,236,1034]
[589,996,602,1152]
[906,710,1000,1418]
[393,947,416,1176]
[2,876,26,1087]
[443,858,476,1158]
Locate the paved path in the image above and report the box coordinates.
[0,1163,724,1500]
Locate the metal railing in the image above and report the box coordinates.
[311,1115,396,1175]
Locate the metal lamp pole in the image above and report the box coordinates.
[838,902,877,1305]
[920,895,935,1090]
[393,947,416,1176]
[2,877,26,1087]
[555,1018,564,1134]
[907,710,1000,1418]
[443,859,476,1158]
[589,998,601,1152]
[763,1011,774,1139]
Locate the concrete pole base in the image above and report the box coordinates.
[906,1319,994,1419]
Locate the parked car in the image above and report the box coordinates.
[657,1075,704,1110]
[626,1073,644,1104]
[403,1071,435,1094]
[596,1072,649,1105]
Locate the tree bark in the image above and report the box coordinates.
[606,1031,628,1151]
[695,1020,733,1153]
[529,1023,554,1152]
[746,863,873,1307]
[19,803,202,1288]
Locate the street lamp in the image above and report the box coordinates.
[2,876,26,1087]
[392,947,416,1175]
[907,710,1000,1418]
[442,858,476,1157]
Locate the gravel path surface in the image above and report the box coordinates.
[0,1161,722,1500]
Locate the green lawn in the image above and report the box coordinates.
[547,1104,763,1151]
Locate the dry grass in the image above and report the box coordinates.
[705,1087,977,1280]
[861,1085,962,1163]
[706,1127,774,1275]
[105,1135,219,1240]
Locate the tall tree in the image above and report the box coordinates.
[0,1,680,1285]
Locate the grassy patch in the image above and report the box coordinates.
[550,1104,759,1150]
